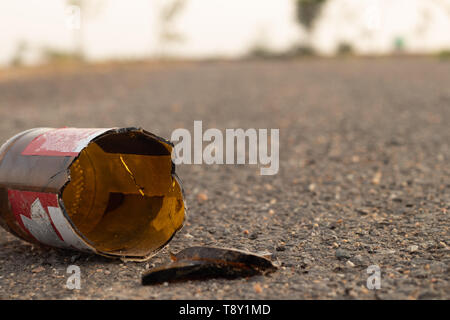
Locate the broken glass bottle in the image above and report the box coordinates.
[0,127,185,260]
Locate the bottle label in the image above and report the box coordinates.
[7,189,93,251]
[22,128,110,157]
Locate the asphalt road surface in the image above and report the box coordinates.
[0,58,449,299]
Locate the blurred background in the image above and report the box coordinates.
[1,0,450,67]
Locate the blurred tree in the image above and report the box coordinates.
[156,0,187,58]
[295,0,328,32]
[294,0,328,54]
[66,0,105,59]
[336,42,354,56]
[10,41,28,67]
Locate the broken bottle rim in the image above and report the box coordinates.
[0,127,186,261]
[142,246,278,285]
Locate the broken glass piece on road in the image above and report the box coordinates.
[142,246,278,285]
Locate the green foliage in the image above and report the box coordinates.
[393,37,405,52]
[336,42,354,56]
[247,45,274,59]
[41,48,84,64]
[288,44,316,57]
[10,41,28,67]
[437,50,450,60]
[295,0,328,32]
[158,0,186,44]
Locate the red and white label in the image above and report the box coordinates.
[22,128,110,156]
[8,190,92,251]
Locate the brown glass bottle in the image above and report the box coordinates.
[0,127,185,260]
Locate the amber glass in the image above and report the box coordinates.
[0,128,185,260]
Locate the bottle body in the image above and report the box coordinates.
[0,127,185,260]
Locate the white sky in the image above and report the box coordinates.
[0,0,299,65]
[0,0,449,66]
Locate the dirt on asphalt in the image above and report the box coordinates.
[0,58,449,299]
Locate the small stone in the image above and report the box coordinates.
[350,255,365,266]
[197,193,208,202]
[32,266,45,273]
[329,222,338,230]
[372,171,382,185]
[408,245,419,253]
[346,260,355,268]
[253,283,263,294]
[356,208,370,215]
[276,245,286,252]
[70,254,81,263]
[336,249,351,260]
